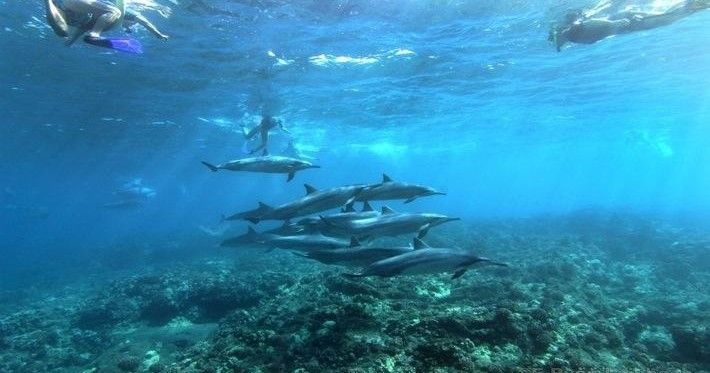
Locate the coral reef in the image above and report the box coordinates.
[0,212,708,372]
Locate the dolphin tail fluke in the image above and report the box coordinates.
[287,172,295,182]
[201,161,220,172]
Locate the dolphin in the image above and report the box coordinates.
[320,206,459,239]
[115,178,156,199]
[201,155,319,182]
[219,222,301,247]
[226,184,365,223]
[220,226,264,247]
[222,227,354,251]
[294,237,414,267]
[293,201,380,235]
[344,238,508,279]
[256,233,355,251]
[356,174,445,203]
[102,199,145,209]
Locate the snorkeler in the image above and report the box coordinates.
[549,0,709,51]
[44,0,168,51]
[241,115,290,155]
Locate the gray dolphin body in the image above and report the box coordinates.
[356,174,445,203]
[102,200,145,209]
[294,201,380,235]
[221,226,351,251]
[256,232,351,251]
[295,244,414,267]
[226,184,365,223]
[114,179,156,200]
[220,223,301,247]
[201,155,319,182]
[345,238,508,279]
[321,206,458,239]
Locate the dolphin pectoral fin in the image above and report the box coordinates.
[452,268,467,279]
[287,172,295,182]
[291,251,308,259]
[403,197,417,204]
[201,161,219,172]
[417,224,431,239]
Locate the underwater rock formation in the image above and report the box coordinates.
[0,213,708,372]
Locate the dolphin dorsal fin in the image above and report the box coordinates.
[262,149,269,156]
[362,201,373,212]
[343,202,355,213]
[382,173,393,183]
[381,206,395,214]
[349,236,361,247]
[304,184,318,195]
[258,201,273,210]
[413,237,429,250]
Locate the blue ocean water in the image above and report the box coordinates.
[0,0,709,371]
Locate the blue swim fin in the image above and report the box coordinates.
[84,36,143,54]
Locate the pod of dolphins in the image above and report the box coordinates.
[203,155,508,279]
